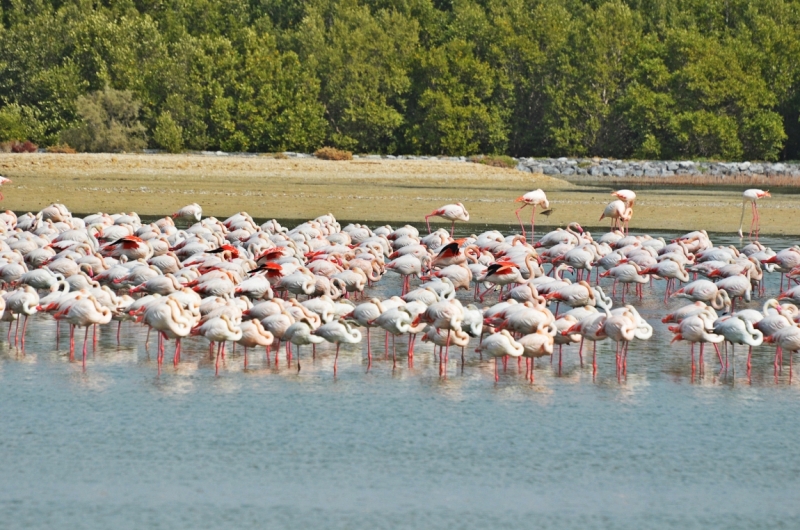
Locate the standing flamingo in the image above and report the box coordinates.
[425,203,469,236]
[738,189,770,239]
[53,293,112,368]
[311,319,362,375]
[669,313,725,374]
[611,190,636,233]
[479,330,524,382]
[514,189,549,243]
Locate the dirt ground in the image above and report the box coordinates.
[0,153,798,236]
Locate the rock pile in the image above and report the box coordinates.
[515,157,800,178]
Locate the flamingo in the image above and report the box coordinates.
[385,254,429,296]
[641,259,690,304]
[563,310,609,375]
[611,190,636,233]
[713,315,763,374]
[479,330,524,382]
[425,203,469,236]
[0,175,12,200]
[514,189,549,243]
[599,200,632,234]
[669,313,725,374]
[6,285,39,348]
[763,325,800,379]
[283,320,325,370]
[311,319,362,375]
[173,203,203,223]
[518,328,554,382]
[372,307,425,368]
[140,297,196,366]
[191,314,243,375]
[671,279,731,312]
[53,293,112,367]
[737,189,770,239]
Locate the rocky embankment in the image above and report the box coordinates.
[230,150,800,178]
[514,157,800,178]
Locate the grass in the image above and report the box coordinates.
[0,153,799,235]
[469,154,517,169]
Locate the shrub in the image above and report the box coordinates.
[10,140,37,153]
[46,143,77,154]
[0,104,43,143]
[153,111,184,153]
[468,154,517,169]
[60,87,147,152]
[314,146,353,160]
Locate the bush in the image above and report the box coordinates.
[0,104,43,143]
[468,154,517,169]
[60,87,147,153]
[10,140,37,153]
[46,143,77,154]
[314,147,353,160]
[153,111,184,153]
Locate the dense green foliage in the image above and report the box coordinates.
[0,0,798,160]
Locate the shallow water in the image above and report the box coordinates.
[1,230,799,529]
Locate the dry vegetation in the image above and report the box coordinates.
[0,153,799,235]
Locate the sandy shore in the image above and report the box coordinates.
[1,153,798,235]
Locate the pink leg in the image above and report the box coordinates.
[82,326,90,369]
[514,205,528,239]
[333,344,340,376]
[21,315,29,349]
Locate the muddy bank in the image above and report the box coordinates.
[0,153,798,235]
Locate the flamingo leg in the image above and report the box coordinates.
[174,338,181,367]
[69,325,75,361]
[530,206,537,245]
[514,204,528,239]
[366,327,372,365]
[713,343,724,370]
[333,343,340,376]
[494,357,499,382]
[82,326,90,369]
[21,315,29,349]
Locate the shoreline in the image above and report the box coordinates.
[1,153,798,235]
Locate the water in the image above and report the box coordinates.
[1,230,799,529]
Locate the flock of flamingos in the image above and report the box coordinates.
[0,176,796,382]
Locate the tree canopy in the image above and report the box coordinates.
[0,0,798,160]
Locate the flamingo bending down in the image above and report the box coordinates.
[425,203,469,236]
[599,200,632,234]
[738,189,770,239]
[514,189,549,243]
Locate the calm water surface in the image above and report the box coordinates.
[1,229,799,529]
